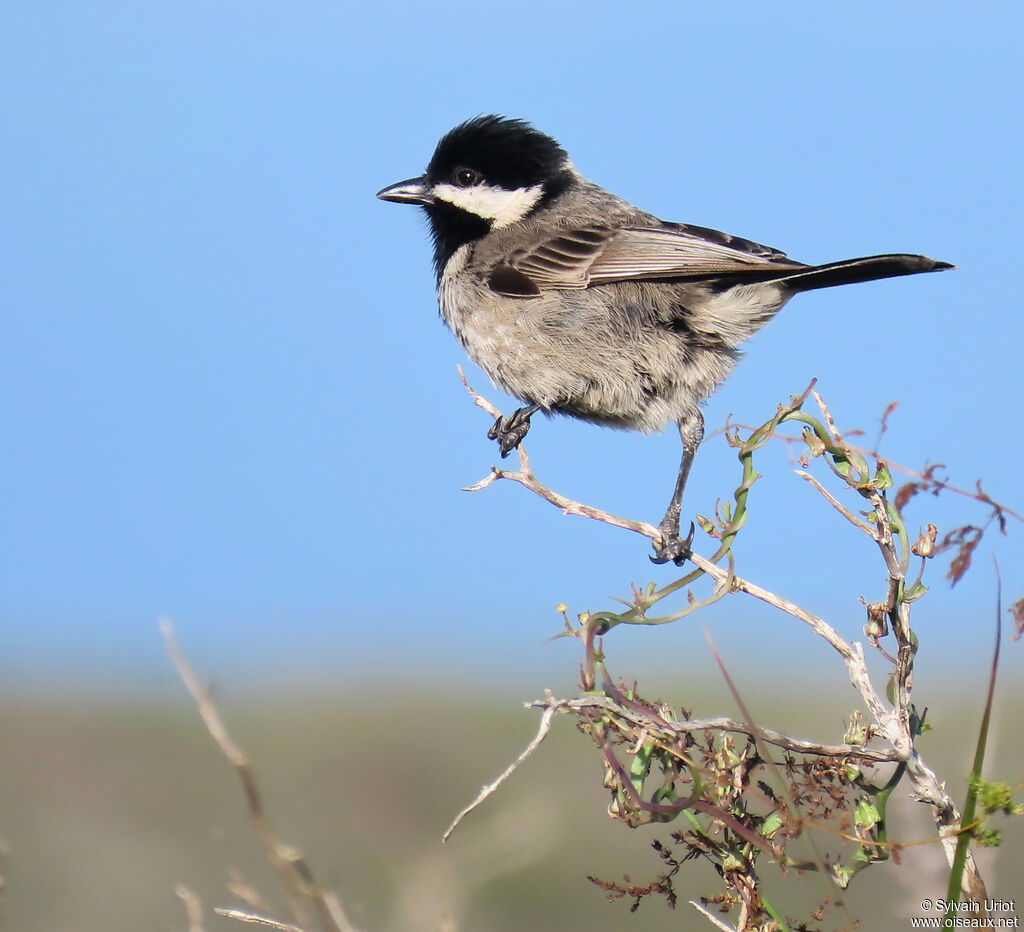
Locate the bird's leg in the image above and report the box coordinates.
[651,409,704,566]
[487,403,541,458]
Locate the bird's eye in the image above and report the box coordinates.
[453,167,482,188]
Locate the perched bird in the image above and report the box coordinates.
[377,115,951,564]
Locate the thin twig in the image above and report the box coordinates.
[176,884,206,932]
[161,621,359,932]
[458,367,662,542]
[457,364,501,420]
[796,469,877,536]
[688,899,740,931]
[526,695,901,763]
[463,458,661,539]
[443,700,561,842]
[227,867,275,915]
[214,909,310,932]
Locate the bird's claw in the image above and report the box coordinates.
[650,521,695,566]
[487,406,535,458]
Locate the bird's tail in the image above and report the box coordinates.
[781,254,953,293]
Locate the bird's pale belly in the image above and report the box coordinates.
[439,275,733,432]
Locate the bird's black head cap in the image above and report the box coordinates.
[426,115,572,193]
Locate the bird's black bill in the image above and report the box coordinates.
[376,176,433,205]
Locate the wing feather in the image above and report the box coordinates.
[496,222,806,294]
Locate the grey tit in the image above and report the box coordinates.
[377,115,952,565]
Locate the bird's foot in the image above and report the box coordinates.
[487,405,537,458]
[650,521,695,566]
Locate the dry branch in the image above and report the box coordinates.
[443,698,560,842]
[526,695,901,763]
[214,909,311,932]
[162,621,359,932]
[175,884,206,932]
[454,372,996,921]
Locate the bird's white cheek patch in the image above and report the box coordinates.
[433,183,544,228]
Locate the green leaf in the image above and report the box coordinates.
[904,580,929,602]
[761,812,785,837]
[629,740,654,794]
[855,799,880,830]
[970,776,1024,817]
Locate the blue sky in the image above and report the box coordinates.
[3,2,1022,694]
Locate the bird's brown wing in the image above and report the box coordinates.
[490,221,807,295]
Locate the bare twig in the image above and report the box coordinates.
[176,884,206,932]
[526,695,900,763]
[796,469,877,536]
[458,367,662,542]
[214,909,310,932]
[227,867,276,915]
[161,621,359,932]
[443,698,561,842]
[688,900,739,932]
[457,364,502,420]
[463,454,661,540]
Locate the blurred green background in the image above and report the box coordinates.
[2,658,1021,930]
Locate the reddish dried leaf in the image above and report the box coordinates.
[975,480,1009,534]
[936,525,984,586]
[947,535,981,586]
[894,480,925,512]
[875,400,900,450]
[1011,596,1024,642]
